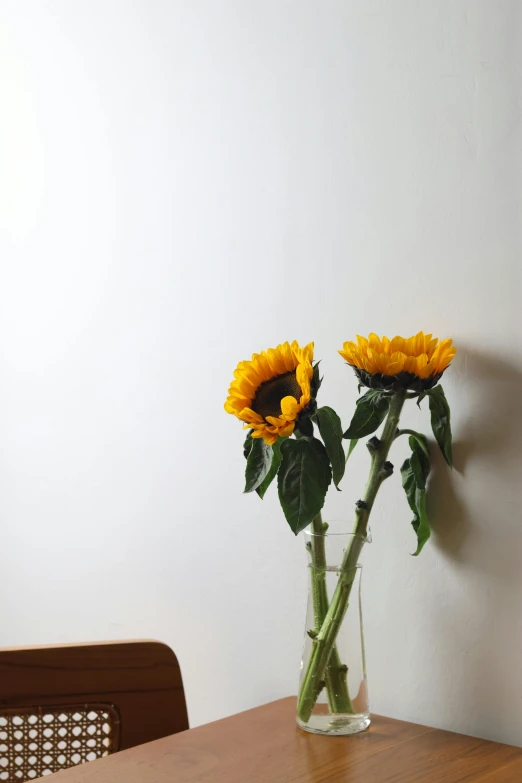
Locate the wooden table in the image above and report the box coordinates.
[46,697,522,782]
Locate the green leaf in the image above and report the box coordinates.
[311,361,322,398]
[314,406,345,489]
[343,390,390,439]
[297,415,314,438]
[397,429,430,461]
[346,438,358,462]
[400,436,431,556]
[244,438,273,494]
[277,437,332,535]
[416,391,427,408]
[405,430,430,461]
[408,434,430,490]
[256,438,282,499]
[426,385,453,467]
[411,489,430,556]
[243,430,254,459]
[400,458,417,517]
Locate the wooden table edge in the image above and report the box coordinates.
[40,696,522,782]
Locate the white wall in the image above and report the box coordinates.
[1,0,522,746]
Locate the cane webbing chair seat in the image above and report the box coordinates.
[0,641,187,782]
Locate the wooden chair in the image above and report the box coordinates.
[0,640,188,781]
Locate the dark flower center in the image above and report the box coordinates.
[251,370,302,420]
[354,367,443,393]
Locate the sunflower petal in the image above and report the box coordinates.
[338,332,456,390]
[426,337,439,359]
[267,348,286,375]
[225,340,317,441]
[280,341,297,371]
[390,336,405,354]
[301,342,315,363]
[265,416,285,427]
[368,333,382,352]
[240,407,265,424]
[413,331,425,356]
[252,352,273,380]
[280,395,300,420]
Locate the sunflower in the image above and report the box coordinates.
[339,332,456,392]
[224,341,315,445]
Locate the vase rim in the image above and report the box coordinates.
[305,521,372,543]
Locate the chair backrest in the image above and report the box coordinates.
[0,640,188,781]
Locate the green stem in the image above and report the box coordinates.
[297,390,407,723]
[395,428,418,440]
[308,514,353,714]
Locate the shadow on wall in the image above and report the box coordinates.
[429,346,522,574]
[427,347,522,743]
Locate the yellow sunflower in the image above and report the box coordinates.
[224,341,315,445]
[339,332,456,391]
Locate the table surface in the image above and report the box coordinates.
[46,697,522,782]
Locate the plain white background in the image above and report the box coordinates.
[1,0,522,746]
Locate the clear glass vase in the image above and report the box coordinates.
[296,523,370,736]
